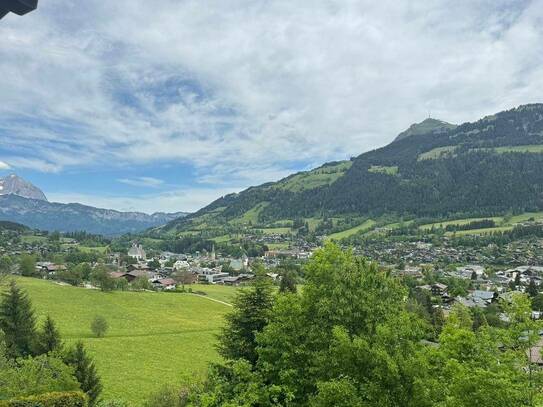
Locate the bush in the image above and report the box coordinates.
[0,391,87,407]
[90,316,108,338]
[95,400,129,407]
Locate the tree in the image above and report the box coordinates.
[36,315,63,355]
[147,259,161,270]
[0,281,37,358]
[514,272,521,288]
[532,293,543,311]
[279,271,297,294]
[57,262,93,286]
[65,341,103,405]
[19,254,38,277]
[527,279,539,298]
[0,256,13,281]
[90,266,116,292]
[217,269,274,365]
[0,354,80,400]
[131,276,153,291]
[143,385,187,407]
[91,316,108,338]
[203,244,427,405]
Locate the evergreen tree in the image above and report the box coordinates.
[217,269,274,365]
[0,281,37,358]
[36,315,63,355]
[527,279,539,298]
[64,341,103,406]
[514,272,521,287]
[279,271,297,294]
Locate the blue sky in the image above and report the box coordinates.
[1,0,542,213]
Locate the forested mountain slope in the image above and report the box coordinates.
[164,104,543,233]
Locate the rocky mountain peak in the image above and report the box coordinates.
[0,174,48,201]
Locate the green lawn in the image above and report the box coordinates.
[20,235,48,244]
[417,146,456,160]
[419,216,504,231]
[13,278,231,406]
[419,212,543,236]
[75,245,109,254]
[210,234,232,243]
[274,161,352,192]
[368,165,398,175]
[327,220,376,240]
[258,227,292,235]
[482,145,543,154]
[188,284,239,304]
[446,226,514,236]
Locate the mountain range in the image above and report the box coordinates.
[0,175,187,235]
[162,103,543,234]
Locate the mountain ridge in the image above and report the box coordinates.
[161,103,543,234]
[0,194,188,236]
[0,175,188,235]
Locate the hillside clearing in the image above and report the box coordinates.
[327,219,376,240]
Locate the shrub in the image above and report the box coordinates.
[0,391,87,407]
[90,316,108,338]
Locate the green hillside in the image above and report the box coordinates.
[160,104,543,237]
[14,278,237,405]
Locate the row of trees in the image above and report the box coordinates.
[162,243,543,406]
[0,281,102,405]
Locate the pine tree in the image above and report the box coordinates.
[217,270,274,365]
[527,279,539,298]
[64,341,103,406]
[36,315,63,355]
[0,280,37,358]
[279,271,297,294]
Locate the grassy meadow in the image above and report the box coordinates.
[419,212,543,236]
[13,278,238,406]
[327,219,376,240]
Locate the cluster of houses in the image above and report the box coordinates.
[413,263,543,322]
[101,243,286,290]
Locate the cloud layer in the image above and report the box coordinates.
[1,0,542,211]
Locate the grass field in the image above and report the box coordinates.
[482,145,543,154]
[258,227,292,235]
[419,212,543,236]
[368,165,398,175]
[189,284,239,304]
[418,146,456,160]
[445,226,514,236]
[20,235,48,244]
[419,216,504,231]
[273,161,352,192]
[327,219,376,240]
[13,278,234,406]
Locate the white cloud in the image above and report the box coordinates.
[117,177,164,188]
[0,161,10,170]
[47,187,240,214]
[0,0,542,190]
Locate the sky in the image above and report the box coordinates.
[0,0,542,214]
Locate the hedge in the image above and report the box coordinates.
[0,392,87,407]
